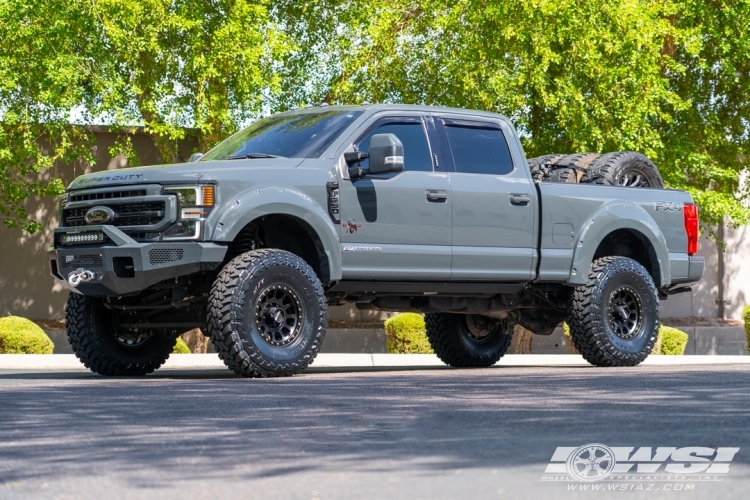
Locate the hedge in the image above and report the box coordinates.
[173,337,191,354]
[0,316,54,354]
[743,305,750,354]
[384,313,433,354]
[659,326,689,355]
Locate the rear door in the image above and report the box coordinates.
[434,115,536,281]
[337,115,452,280]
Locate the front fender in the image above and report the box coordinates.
[568,201,671,287]
[210,187,342,281]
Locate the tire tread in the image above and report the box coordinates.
[206,249,326,378]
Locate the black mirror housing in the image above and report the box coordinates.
[368,134,404,174]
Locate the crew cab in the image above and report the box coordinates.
[48,104,704,376]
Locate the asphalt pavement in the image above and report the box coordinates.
[1,363,749,500]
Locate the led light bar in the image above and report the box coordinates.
[61,232,105,245]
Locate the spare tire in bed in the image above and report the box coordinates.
[527,153,599,183]
[527,154,565,182]
[581,151,663,188]
[546,153,600,184]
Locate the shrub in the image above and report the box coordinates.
[744,305,750,355]
[172,337,191,354]
[384,313,433,354]
[659,326,689,355]
[0,316,54,354]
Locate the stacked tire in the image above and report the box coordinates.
[527,151,663,188]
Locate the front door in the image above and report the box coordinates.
[434,116,536,281]
[338,116,452,280]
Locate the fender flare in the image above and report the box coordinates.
[567,201,671,287]
[210,187,342,281]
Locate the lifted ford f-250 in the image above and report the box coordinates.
[48,104,704,377]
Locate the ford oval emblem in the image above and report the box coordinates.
[84,206,115,225]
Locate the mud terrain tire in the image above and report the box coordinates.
[66,293,175,376]
[425,313,513,368]
[567,256,659,367]
[207,249,326,377]
[581,151,663,188]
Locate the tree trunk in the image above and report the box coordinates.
[509,325,533,354]
[181,328,210,353]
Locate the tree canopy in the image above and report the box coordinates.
[1,0,748,233]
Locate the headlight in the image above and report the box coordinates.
[162,185,215,240]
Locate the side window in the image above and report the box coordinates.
[356,120,433,174]
[443,122,514,175]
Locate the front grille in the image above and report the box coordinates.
[149,248,184,265]
[69,189,146,203]
[64,202,166,227]
[60,254,104,270]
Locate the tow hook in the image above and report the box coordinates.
[68,268,97,288]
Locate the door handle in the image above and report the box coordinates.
[426,190,448,202]
[510,194,531,206]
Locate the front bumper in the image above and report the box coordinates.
[48,225,227,296]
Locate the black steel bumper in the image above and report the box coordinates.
[48,225,227,296]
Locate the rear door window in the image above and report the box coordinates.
[442,120,514,175]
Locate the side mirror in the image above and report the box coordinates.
[368,133,404,174]
[189,152,204,163]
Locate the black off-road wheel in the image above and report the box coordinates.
[581,151,663,188]
[206,249,326,378]
[568,256,660,367]
[425,313,513,368]
[65,293,176,376]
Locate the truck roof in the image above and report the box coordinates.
[276,103,511,122]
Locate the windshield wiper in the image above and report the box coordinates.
[226,153,287,160]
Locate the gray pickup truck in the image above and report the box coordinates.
[47,104,704,377]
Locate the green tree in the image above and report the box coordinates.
[0,0,289,232]
[316,0,750,230]
[1,0,748,233]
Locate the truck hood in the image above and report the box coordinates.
[67,158,305,190]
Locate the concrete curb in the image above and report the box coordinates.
[1,353,749,371]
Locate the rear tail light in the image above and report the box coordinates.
[683,204,699,255]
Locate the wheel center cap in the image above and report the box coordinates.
[263,307,284,327]
[614,305,629,320]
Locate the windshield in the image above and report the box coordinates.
[200,110,363,161]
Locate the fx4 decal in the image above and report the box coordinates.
[654,201,682,212]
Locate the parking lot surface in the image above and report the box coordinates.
[1,364,749,499]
